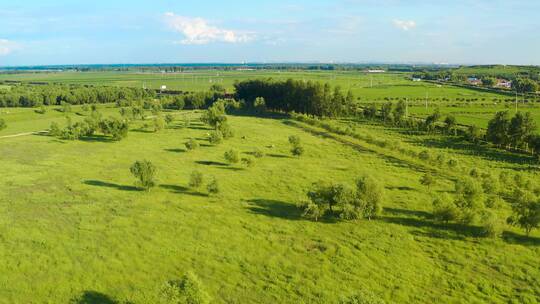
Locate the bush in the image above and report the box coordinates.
[165,114,174,125]
[420,173,436,189]
[160,271,211,304]
[49,122,61,136]
[189,171,203,188]
[185,138,199,151]
[0,118,6,131]
[356,176,384,219]
[288,135,301,146]
[432,194,459,223]
[481,210,503,238]
[291,145,305,156]
[207,178,219,195]
[224,149,240,164]
[208,131,223,145]
[130,160,156,191]
[153,115,165,132]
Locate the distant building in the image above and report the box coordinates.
[412,77,422,82]
[367,69,385,73]
[496,79,512,89]
[160,85,167,91]
[467,77,482,86]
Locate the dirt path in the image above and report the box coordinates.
[0,130,48,139]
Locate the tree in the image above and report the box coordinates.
[424,108,441,132]
[466,125,483,143]
[185,138,199,151]
[160,271,211,304]
[507,188,540,236]
[253,97,266,113]
[512,78,539,93]
[130,160,156,191]
[49,122,61,136]
[444,115,457,136]
[0,118,6,131]
[380,102,393,123]
[165,114,175,125]
[189,170,204,189]
[393,100,407,124]
[288,135,304,156]
[481,210,502,238]
[486,111,511,148]
[224,149,240,164]
[356,176,384,219]
[153,115,165,132]
[481,77,496,87]
[207,178,219,195]
[509,111,537,150]
[432,194,459,224]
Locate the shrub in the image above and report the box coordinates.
[481,210,503,238]
[291,145,305,157]
[288,135,301,146]
[0,118,6,131]
[418,150,431,161]
[160,271,211,304]
[420,173,436,189]
[208,131,223,145]
[130,160,156,191]
[224,149,240,164]
[165,114,174,125]
[432,194,459,223]
[207,178,219,195]
[189,171,203,188]
[185,138,199,151]
[356,176,384,220]
[35,105,46,114]
[153,115,165,132]
[49,122,61,136]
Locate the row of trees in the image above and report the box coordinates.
[234,79,355,117]
[49,110,129,141]
[486,111,540,154]
[0,83,153,107]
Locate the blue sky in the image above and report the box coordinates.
[0,0,539,66]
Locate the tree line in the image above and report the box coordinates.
[234,79,355,117]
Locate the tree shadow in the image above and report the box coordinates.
[188,126,212,130]
[130,128,154,133]
[159,184,208,197]
[196,160,229,166]
[384,207,432,219]
[385,186,416,191]
[165,148,186,153]
[267,153,291,158]
[83,180,140,192]
[71,291,118,304]
[415,137,535,165]
[79,135,114,143]
[502,231,540,246]
[245,199,303,221]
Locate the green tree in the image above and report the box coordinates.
[208,130,223,145]
[486,111,511,148]
[432,194,459,224]
[130,160,156,191]
[420,173,436,189]
[507,188,540,236]
[444,115,457,136]
[509,111,537,150]
[356,176,384,220]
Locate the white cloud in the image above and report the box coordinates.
[393,19,416,31]
[164,12,253,45]
[0,39,16,55]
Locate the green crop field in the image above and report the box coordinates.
[1,104,540,303]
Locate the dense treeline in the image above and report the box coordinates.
[234,79,355,117]
[0,83,154,107]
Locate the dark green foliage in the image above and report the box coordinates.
[486,111,511,147]
[99,117,129,140]
[420,173,435,189]
[432,194,459,224]
[130,160,156,191]
[165,114,175,125]
[481,210,502,238]
[0,118,6,131]
[153,115,165,132]
[161,271,211,304]
[288,135,304,157]
[49,122,61,136]
[189,171,203,189]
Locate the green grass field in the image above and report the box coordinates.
[1,106,539,303]
[0,70,512,101]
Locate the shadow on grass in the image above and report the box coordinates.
[130,128,154,133]
[385,186,416,191]
[165,148,186,153]
[83,180,140,192]
[267,153,291,158]
[246,199,303,221]
[188,126,212,130]
[245,199,338,223]
[79,135,114,143]
[196,160,228,166]
[502,231,540,246]
[71,291,119,304]
[159,184,208,197]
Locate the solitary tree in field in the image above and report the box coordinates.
[130,160,156,191]
[356,176,384,220]
[288,135,305,156]
[153,115,165,132]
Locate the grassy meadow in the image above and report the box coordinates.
[1,105,540,303]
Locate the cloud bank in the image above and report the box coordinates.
[0,39,16,56]
[164,12,253,45]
